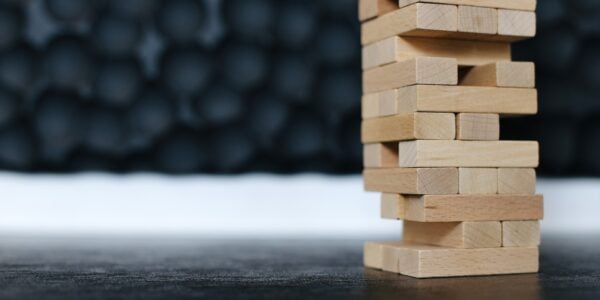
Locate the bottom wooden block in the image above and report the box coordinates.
[364,241,538,278]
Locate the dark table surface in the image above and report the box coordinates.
[0,234,598,299]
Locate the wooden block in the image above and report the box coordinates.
[364,143,398,168]
[359,0,398,22]
[498,9,536,38]
[363,86,537,118]
[399,140,539,167]
[381,193,405,219]
[362,89,398,119]
[459,61,535,88]
[459,168,498,194]
[361,3,458,45]
[380,194,544,222]
[458,6,497,34]
[398,0,536,11]
[498,168,536,194]
[456,113,500,140]
[403,221,501,248]
[361,36,511,70]
[364,241,402,269]
[363,57,457,94]
[380,242,539,278]
[361,113,455,143]
[363,168,458,195]
[502,221,541,247]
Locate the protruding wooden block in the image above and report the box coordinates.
[459,168,498,194]
[456,113,500,141]
[363,86,537,118]
[361,36,511,70]
[361,3,458,45]
[459,61,535,88]
[398,0,536,11]
[363,57,457,94]
[403,221,501,249]
[498,168,536,194]
[458,6,497,34]
[498,9,536,38]
[374,242,539,278]
[380,194,544,222]
[364,168,459,195]
[364,143,398,168]
[399,140,539,167]
[502,221,541,247]
[359,0,398,22]
[361,113,455,143]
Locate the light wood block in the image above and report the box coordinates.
[398,0,536,11]
[364,241,402,269]
[459,168,498,194]
[361,36,511,70]
[502,221,541,247]
[364,143,398,168]
[459,61,535,88]
[380,193,543,222]
[361,3,458,45]
[363,57,457,94]
[364,168,458,195]
[362,89,398,119]
[359,0,398,22]
[373,242,539,278]
[399,140,539,167]
[498,168,536,194]
[458,6,497,34]
[456,113,500,141]
[380,193,405,219]
[363,85,537,118]
[361,113,455,143]
[403,221,501,248]
[498,9,536,38]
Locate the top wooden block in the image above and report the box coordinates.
[362,3,458,45]
[359,0,398,22]
[398,0,536,11]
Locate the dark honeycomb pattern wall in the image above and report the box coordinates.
[0,0,590,175]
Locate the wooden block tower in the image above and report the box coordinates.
[359,0,542,278]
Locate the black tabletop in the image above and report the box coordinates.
[0,234,598,299]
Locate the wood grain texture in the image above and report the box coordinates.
[363,57,457,94]
[502,221,541,247]
[397,85,537,115]
[361,3,458,45]
[498,9,536,38]
[375,242,539,278]
[399,140,539,167]
[364,143,398,168]
[361,113,455,143]
[498,168,536,194]
[361,36,511,70]
[381,193,405,219]
[398,0,536,11]
[459,167,498,194]
[403,221,502,248]
[364,241,403,269]
[456,113,500,140]
[460,61,535,88]
[380,194,544,222]
[458,6,497,34]
[359,0,398,22]
[363,168,459,195]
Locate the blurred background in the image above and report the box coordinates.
[0,0,598,236]
[0,0,593,176]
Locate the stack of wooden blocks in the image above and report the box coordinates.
[359,0,543,278]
